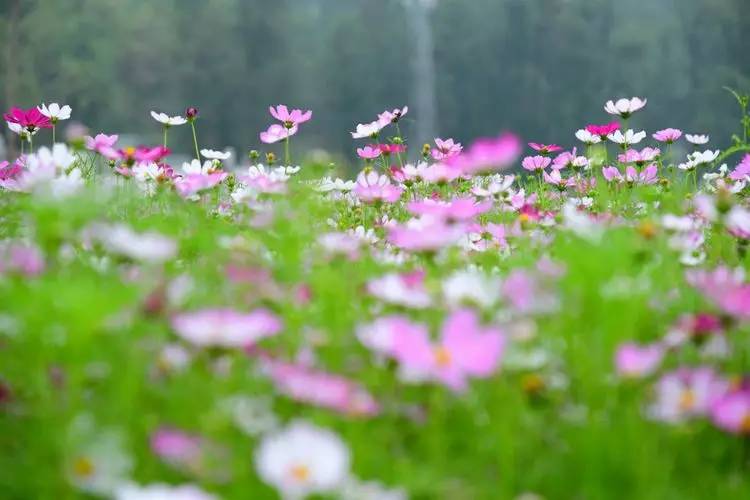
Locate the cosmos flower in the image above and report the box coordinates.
[604,97,647,118]
[367,271,432,308]
[648,367,729,423]
[255,421,350,499]
[521,155,551,171]
[171,308,282,348]
[446,132,522,175]
[354,170,403,203]
[586,122,620,139]
[378,106,409,125]
[85,133,119,159]
[685,134,710,145]
[406,197,493,221]
[528,142,563,155]
[432,138,463,160]
[90,224,178,263]
[351,121,387,139]
[652,128,682,143]
[711,389,750,435]
[575,129,602,145]
[614,342,664,378]
[618,147,660,165]
[38,102,72,123]
[200,149,231,160]
[150,111,188,126]
[269,104,312,128]
[4,106,52,132]
[260,123,298,144]
[356,145,382,160]
[607,129,647,146]
[388,216,466,252]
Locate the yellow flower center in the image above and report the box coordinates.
[740,414,750,434]
[679,390,696,411]
[289,464,310,483]
[73,456,95,478]
[434,346,451,367]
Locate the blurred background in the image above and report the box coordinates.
[1,0,748,165]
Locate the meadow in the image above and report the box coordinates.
[1,95,750,499]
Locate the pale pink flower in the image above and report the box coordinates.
[367,271,432,309]
[648,367,729,423]
[542,169,570,188]
[390,309,505,391]
[711,389,750,434]
[388,217,465,252]
[0,240,45,276]
[728,154,750,181]
[85,133,119,159]
[377,106,409,126]
[260,124,298,144]
[521,155,551,171]
[624,164,658,184]
[528,142,562,154]
[150,428,203,467]
[446,132,522,175]
[174,172,227,199]
[317,232,362,259]
[614,342,664,378]
[432,138,463,160]
[420,162,462,183]
[357,315,422,356]
[351,121,386,139]
[356,146,381,160]
[618,147,660,165]
[354,171,403,203]
[551,149,588,170]
[268,105,312,127]
[171,308,282,348]
[726,205,750,239]
[407,197,492,221]
[652,128,682,143]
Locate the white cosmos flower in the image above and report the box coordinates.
[317,177,356,192]
[351,121,386,139]
[7,121,37,139]
[575,129,601,145]
[114,483,217,500]
[255,421,350,499]
[200,149,231,160]
[181,159,214,175]
[607,129,646,146]
[442,269,502,309]
[604,97,647,117]
[680,150,721,170]
[150,111,187,126]
[92,223,177,263]
[38,102,72,121]
[686,134,710,145]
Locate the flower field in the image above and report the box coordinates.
[1,95,750,499]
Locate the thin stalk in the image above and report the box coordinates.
[284,137,291,166]
[163,127,168,148]
[190,122,201,160]
[52,125,56,145]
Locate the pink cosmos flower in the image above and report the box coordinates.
[446,132,522,175]
[175,172,227,198]
[407,197,493,221]
[356,315,423,356]
[3,106,52,132]
[728,154,750,181]
[268,105,312,127]
[585,122,620,139]
[85,133,119,159]
[648,367,729,423]
[118,145,171,165]
[432,138,463,160]
[151,427,203,467]
[367,271,432,309]
[374,143,406,155]
[726,206,750,240]
[686,266,750,321]
[171,308,282,348]
[551,149,589,170]
[377,106,409,126]
[618,147,660,165]
[260,123,298,144]
[356,146,381,160]
[528,142,563,155]
[464,222,508,251]
[390,309,505,392]
[0,160,22,183]
[0,241,45,276]
[542,169,571,188]
[521,155,551,171]
[602,166,624,183]
[258,357,379,417]
[388,217,466,252]
[626,164,658,184]
[354,171,403,203]
[317,232,362,259]
[420,163,462,183]
[604,97,647,118]
[652,128,683,143]
[711,388,750,434]
[614,342,664,378]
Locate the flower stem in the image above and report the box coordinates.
[284,137,291,166]
[191,122,200,160]
[52,125,56,145]
[163,127,168,148]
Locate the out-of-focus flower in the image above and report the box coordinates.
[0,240,45,276]
[150,111,187,126]
[91,224,177,263]
[407,197,492,221]
[255,421,350,499]
[604,97,647,118]
[38,102,72,123]
[388,216,465,252]
[685,134,710,145]
[726,206,750,239]
[85,133,119,159]
[114,483,217,500]
[171,308,282,348]
[442,269,502,309]
[354,171,403,203]
[367,271,432,309]
[711,389,750,435]
[260,123,298,144]
[615,343,664,378]
[648,367,728,423]
[432,138,463,160]
[316,177,356,192]
[150,427,203,469]
[652,128,682,143]
[175,172,227,199]
[200,149,231,161]
[446,132,522,175]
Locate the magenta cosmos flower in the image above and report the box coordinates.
[353,171,403,203]
[528,142,563,155]
[407,197,493,221]
[446,132,522,175]
[432,138,463,160]
[260,123,298,144]
[614,342,664,378]
[171,308,282,348]
[258,356,380,417]
[389,309,505,392]
[585,122,620,140]
[3,106,52,132]
[652,128,683,144]
[268,105,312,128]
[521,155,551,171]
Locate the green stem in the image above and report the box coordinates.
[191,122,200,160]
[52,125,56,145]
[29,135,33,155]
[284,136,291,165]
[163,127,168,148]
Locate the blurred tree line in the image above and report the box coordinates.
[1,0,749,161]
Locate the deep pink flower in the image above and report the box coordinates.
[521,155,551,171]
[0,160,22,181]
[711,389,750,434]
[260,123,298,144]
[268,105,312,128]
[258,357,380,417]
[686,267,750,320]
[373,143,406,155]
[446,132,522,175]
[586,122,620,139]
[118,145,171,164]
[390,309,505,391]
[432,138,463,160]
[356,146,381,160]
[614,342,664,378]
[354,171,403,203]
[171,308,282,348]
[652,128,682,143]
[528,142,563,155]
[3,106,52,131]
[407,197,492,221]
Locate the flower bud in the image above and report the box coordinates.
[185,107,199,121]
[248,150,260,161]
[266,152,276,165]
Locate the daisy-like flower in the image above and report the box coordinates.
[378,106,409,125]
[528,142,563,155]
[711,388,750,435]
[150,111,188,126]
[85,133,119,159]
[607,129,647,146]
[260,123,298,144]
[442,269,502,309]
[367,271,432,308]
[90,223,177,263]
[316,177,356,193]
[351,121,386,139]
[618,147,661,165]
[648,367,729,423]
[353,170,403,203]
[521,155,551,171]
[4,106,52,134]
[652,128,682,144]
[38,103,72,123]
[604,97,647,118]
[685,134,710,145]
[356,145,382,160]
[614,342,664,378]
[543,168,571,188]
[678,150,720,171]
[432,138,463,160]
[586,122,620,140]
[575,129,602,145]
[114,483,217,500]
[255,421,350,499]
[200,149,231,161]
[171,308,282,348]
[552,149,589,170]
[269,104,312,129]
